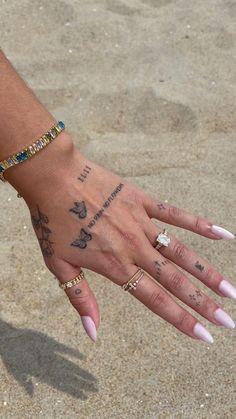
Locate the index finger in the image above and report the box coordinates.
[142,195,235,240]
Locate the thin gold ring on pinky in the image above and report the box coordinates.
[58,271,85,290]
[154,228,171,250]
[121,268,145,292]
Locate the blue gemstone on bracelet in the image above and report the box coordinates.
[0,165,4,172]
[58,121,65,130]
[16,151,28,162]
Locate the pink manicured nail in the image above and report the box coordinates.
[218,279,236,300]
[213,308,235,329]
[81,316,97,342]
[211,225,235,240]
[193,322,214,343]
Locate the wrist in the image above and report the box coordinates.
[5,131,83,202]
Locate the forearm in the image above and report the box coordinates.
[0,50,57,156]
[0,50,76,197]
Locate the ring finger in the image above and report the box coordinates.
[119,265,214,343]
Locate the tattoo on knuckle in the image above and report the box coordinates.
[189,289,203,307]
[70,292,88,304]
[195,261,204,272]
[157,202,167,210]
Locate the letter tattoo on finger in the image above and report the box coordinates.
[154,259,170,280]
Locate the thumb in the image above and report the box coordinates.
[51,257,100,342]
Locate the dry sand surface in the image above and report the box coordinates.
[0,0,236,418]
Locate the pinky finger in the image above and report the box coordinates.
[123,266,214,344]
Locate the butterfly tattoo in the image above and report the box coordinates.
[69,201,87,219]
[71,228,92,249]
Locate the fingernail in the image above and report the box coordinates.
[81,316,97,342]
[218,279,236,300]
[193,322,214,344]
[211,225,235,240]
[213,308,235,329]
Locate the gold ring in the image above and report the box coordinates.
[58,271,85,290]
[121,268,145,292]
[154,228,170,250]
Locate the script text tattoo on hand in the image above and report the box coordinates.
[31,206,54,257]
[70,183,125,249]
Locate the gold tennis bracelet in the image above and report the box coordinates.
[0,120,65,182]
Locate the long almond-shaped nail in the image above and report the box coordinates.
[213,308,235,329]
[219,279,236,300]
[193,322,214,343]
[81,316,97,342]
[211,225,235,240]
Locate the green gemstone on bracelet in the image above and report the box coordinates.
[0,165,4,172]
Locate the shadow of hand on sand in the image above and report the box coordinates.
[0,318,98,399]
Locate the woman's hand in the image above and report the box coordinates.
[10,134,235,343]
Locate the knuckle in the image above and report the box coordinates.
[177,311,191,329]
[203,266,215,281]
[169,205,182,219]
[194,215,202,230]
[120,230,141,249]
[69,291,90,306]
[202,296,214,314]
[106,253,123,272]
[149,290,166,310]
[169,271,185,291]
[172,241,187,260]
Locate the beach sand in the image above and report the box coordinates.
[0,0,235,417]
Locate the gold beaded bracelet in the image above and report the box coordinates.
[0,120,65,182]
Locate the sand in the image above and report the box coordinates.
[0,0,235,418]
